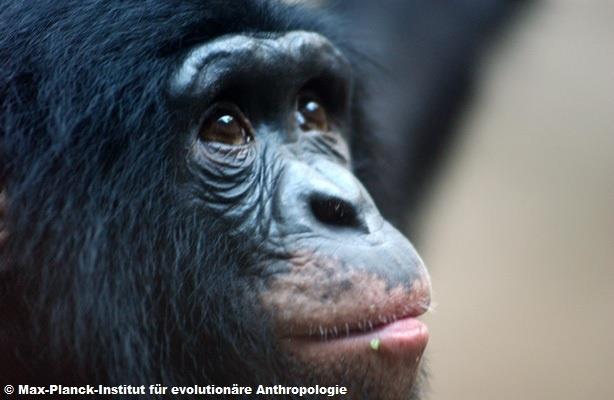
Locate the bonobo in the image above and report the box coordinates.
[0,1,430,399]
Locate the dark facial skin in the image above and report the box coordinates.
[170,31,431,399]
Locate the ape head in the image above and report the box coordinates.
[0,1,431,399]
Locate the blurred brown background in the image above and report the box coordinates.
[417,1,614,399]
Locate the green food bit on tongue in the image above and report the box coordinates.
[370,338,381,351]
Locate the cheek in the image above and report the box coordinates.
[185,147,282,233]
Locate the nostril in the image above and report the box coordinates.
[309,195,360,229]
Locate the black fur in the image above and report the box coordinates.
[0,0,370,388]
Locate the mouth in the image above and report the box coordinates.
[270,268,432,398]
[277,271,432,360]
[279,315,428,400]
[283,313,429,359]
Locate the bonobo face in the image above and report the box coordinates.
[170,31,431,399]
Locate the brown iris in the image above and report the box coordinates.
[296,93,329,132]
[199,104,253,145]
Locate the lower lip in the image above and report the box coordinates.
[376,317,429,353]
[288,317,429,357]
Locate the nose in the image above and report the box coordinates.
[276,159,383,236]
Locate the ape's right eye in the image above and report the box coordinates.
[296,92,329,132]
[199,104,253,145]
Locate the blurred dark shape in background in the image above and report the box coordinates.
[326,0,528,233]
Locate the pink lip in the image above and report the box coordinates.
[286,317,429,358]
[375,317,429,354]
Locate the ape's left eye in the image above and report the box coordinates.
[296,93,329,132]
[199,104,253,145]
